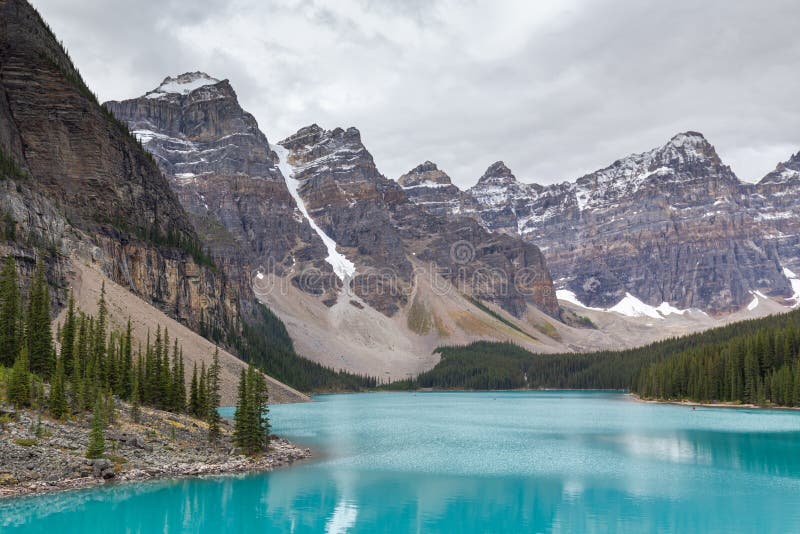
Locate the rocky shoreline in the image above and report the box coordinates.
[0,404,311,499]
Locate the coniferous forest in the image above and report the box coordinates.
[0,257,234,455]
[387,309,800,407]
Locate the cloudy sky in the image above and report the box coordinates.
[34,0,800,187]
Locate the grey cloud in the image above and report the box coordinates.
[33,0,800,186]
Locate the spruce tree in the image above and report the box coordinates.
[121,319,133,398]
[159,329,172,410]
[0,256,20,367]
[27,262,53,377]
[252,367,270,449]
[8,347,31,408]
[207,348,222,442]
[86,396,106,459]
[130,370,141,423]
[234,365,271,454]
[170,342,185,412]
[49,355,68,419]
[233,368,248,450]
[189,362,199,416]
[60,291,76,375]
[198,362,208,417]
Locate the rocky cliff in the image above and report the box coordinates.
[0,0,243,347]
[397,161,478,218]
[104,74,327,280]
[107,76,560,378]
[278,124,558,318]
[402,132,799,314]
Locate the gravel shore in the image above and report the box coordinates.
[0,403,311,499]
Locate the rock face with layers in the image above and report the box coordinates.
[0,0,237,334]
[397,161,478,218]
[403,132,799,314]
[279,124,558,318]
[104,73,329,288]
[108,76,561,378]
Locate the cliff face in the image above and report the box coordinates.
[104,74,331,301]
[0,0,235,332]
[403,132,799,314]
[109,73,560,321]
[279,125,558,318]
[753,152,800,280]
[397,161,478,218]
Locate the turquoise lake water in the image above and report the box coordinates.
[2,391,800,532]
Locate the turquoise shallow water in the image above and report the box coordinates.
[2,391,800,533]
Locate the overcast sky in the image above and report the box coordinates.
[34,0,800,187]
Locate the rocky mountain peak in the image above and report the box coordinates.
[398,161,453,188]
[478,161,517,185]
[656,130,722,167]
[145,72,222,99]
[759,151,800,185]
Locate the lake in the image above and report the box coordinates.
[2,391,800,532]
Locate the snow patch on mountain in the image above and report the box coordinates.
[401,181,452,190]
[555,290,604,311]
[784,267,800,306]
[272,143,356,282]
[608,293,664,319]
[145,72,220,99]
[557,289,696,319]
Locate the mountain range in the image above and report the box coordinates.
[399,133,800,315]
[2,0,799,387]
[104,69,800,379]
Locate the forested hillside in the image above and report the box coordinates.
[388,310,800,407]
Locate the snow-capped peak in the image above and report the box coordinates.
[667,131,708,149]
[145,72,220,99]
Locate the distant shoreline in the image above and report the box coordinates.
[628,393,800,411]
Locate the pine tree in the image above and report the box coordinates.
[130,370,141,423]
[233,368,248,450]
[92,283,108,388]
[86,396,106,459]
[159,329,172,410]
[104,387,117,425]
[198,362,208,417]
[121,319,133,398]
[234,365,271,455]
[207,348,222,442]
[8,347,31,408]
[251,366,270,450]
[189,363,199,416]
[0,257,20,367]
[27,262,53,378]
[48,355,68,419]
[170,342,185,412]
[60,291,77,376]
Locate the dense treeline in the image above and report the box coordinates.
[635,313,800,405]
[0,258,225,456]
[387,309,800,407]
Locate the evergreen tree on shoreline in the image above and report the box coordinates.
[233,365,271,455]
[207,348,222,442]
[86,396,106,459]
